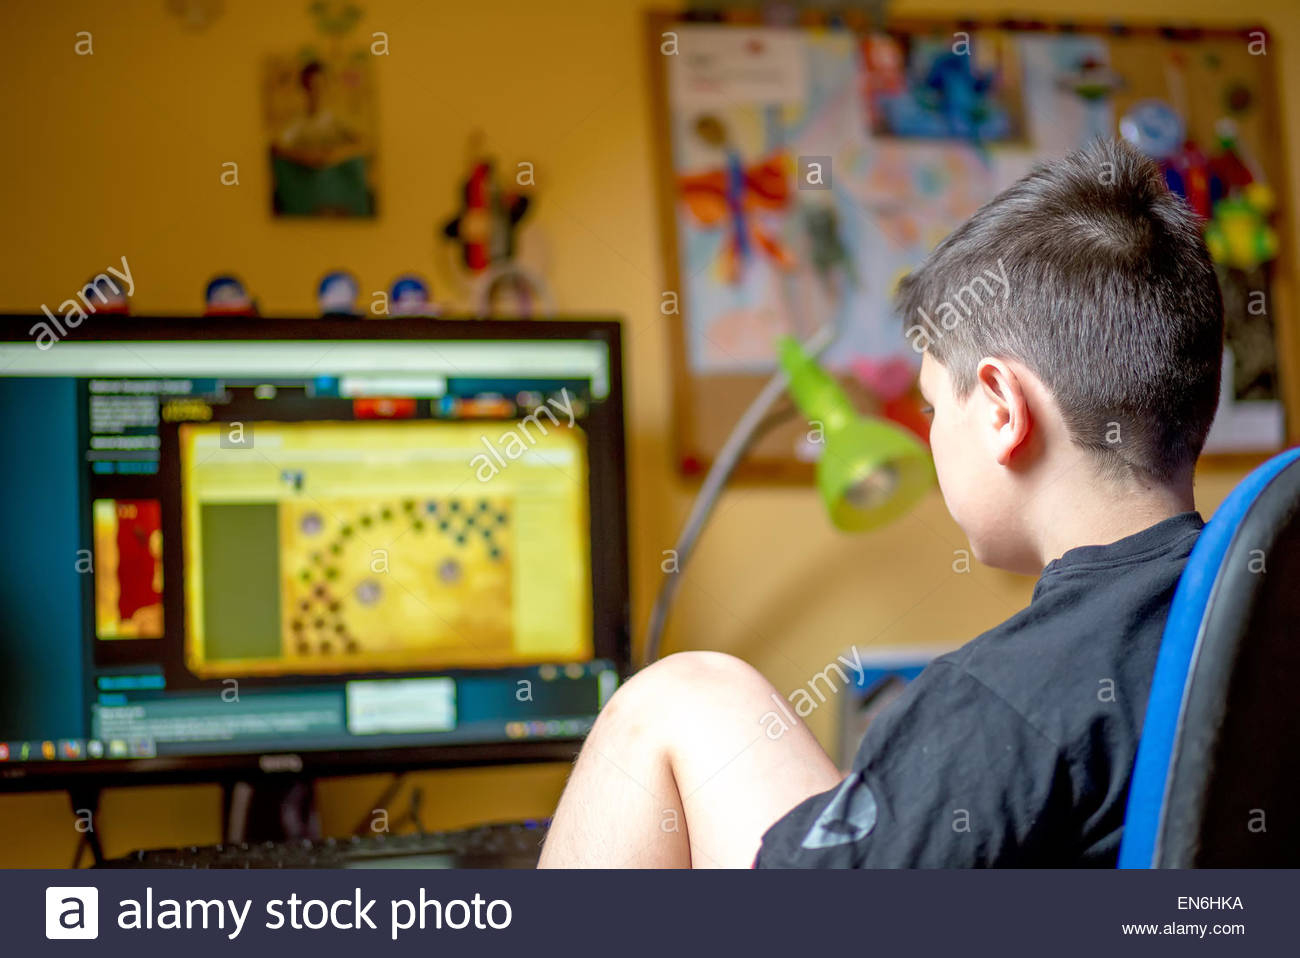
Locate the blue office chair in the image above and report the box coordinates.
[1119,446,1300,868]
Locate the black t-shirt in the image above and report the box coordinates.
[755,511,1204,868]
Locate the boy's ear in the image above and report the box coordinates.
[975,358,1032,466]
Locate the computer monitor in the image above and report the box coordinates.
[0,317,629,791]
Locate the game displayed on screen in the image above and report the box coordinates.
[0,339,622,769]
[178,419,592,677]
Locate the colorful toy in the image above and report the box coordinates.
[388,274,437,317]
[90,274,131,315]
[1120,99,1183,161]
[203,275,257,317]
[1208,119,1258,206]
[442,144,531,274]
[473,262,550,319]
[1204,183,1278,272]
[1057,54,1124,103]
[1164,140,1213,219]
[317,269,360,317]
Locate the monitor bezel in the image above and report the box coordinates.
[0,315,630,792]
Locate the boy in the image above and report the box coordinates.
[539,139,1223,868]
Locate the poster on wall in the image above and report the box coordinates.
[263,4,379,218]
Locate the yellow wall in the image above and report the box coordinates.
[0,0,1295,866]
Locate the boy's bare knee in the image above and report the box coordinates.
[598,651,774,737]
[629,651,764,697]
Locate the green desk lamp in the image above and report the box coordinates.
[642,327,934,665]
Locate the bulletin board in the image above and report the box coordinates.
[647,12,1299,481]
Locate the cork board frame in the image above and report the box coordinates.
[647,11,1299,481]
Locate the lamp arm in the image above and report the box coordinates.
[640,325,837,667]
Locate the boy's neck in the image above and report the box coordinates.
[1032,470,1196,568]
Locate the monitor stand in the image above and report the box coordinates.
[222,779,321,844]
[68,787,106,867]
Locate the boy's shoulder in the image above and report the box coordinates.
[941,510,1204,750]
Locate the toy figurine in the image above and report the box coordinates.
[92,275,131,315]
[317,269,360,317]
[442,142,531,274]
[1119,100,1183,162]
[1164,140,1213,219]
[1208,119,1258,205]
[1058,54,1123,103]
[388,274,438,317]
[466,258,553,319]
[203,275,258,317]
[1204,183,1278,272]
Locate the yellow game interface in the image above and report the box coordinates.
[179,419,592,677]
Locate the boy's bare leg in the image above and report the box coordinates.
[538,651,843,868]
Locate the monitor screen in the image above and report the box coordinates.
[0,318,629,789]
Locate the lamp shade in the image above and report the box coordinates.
[778,335,934,532]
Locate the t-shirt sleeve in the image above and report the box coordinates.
[754,660,1071,868]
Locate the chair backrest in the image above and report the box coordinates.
[1119,446,1300,867]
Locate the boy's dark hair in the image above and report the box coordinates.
[895,139,1223,483]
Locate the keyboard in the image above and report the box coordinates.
[101,819,550,869]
